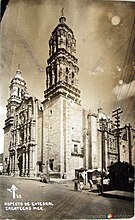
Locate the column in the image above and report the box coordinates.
[27,123,30,142]
[24,125,27,143]
[20,153,23,176]
[9,154,12,174]
[75,66,79,88]
[47,68,50,87]
[27,146,30,177]
[25,147,28,176]
[11,155,13,173]
[13,152,15,174]
[59,58,63,82]
[8,156,11,175]
[46,71,49,89]
[31,120,35,142]
[49,39,52,56]
[28,104,32,119]
[59,67,62,82]
[27,146,34,177]
[68,64,72,84]
[53,37,56,53]
[15,151,19,176]
[29,147,34,176]
[24,150,26,176]
[57,61,60,82]
[52,65,55,85]
[22,150,25,176]
[63,61,66,82]
[16,129,19,145]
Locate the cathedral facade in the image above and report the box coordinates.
[3,68,43,177]
[3,14,134,179]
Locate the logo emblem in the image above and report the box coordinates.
[7,185,21,199]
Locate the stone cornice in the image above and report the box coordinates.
[47,48,78,64]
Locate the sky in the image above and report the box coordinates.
[0,0,135,153]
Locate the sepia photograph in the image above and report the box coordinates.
[0,0,134,219]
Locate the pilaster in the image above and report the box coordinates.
[22,150,26,176]
[15,151,19,176]
[27,145,34,177]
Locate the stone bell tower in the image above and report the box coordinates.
[42,11,83,179]
[6,65,27,121]
[44,11,80,103]
[3,65,27,173]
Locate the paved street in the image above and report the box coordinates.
[0,176,134,219]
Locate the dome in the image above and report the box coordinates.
[97,108,108,122]
[14,70,24,81]
[98,112,108,120]
[10,66,27,90]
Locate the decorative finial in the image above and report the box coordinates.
[98,100,102,112]
[61,7,64,17]
[16,64,21,75]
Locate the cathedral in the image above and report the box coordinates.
[3,13,134,180]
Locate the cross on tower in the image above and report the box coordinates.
[17,64,20,70]
[61,7,64,17]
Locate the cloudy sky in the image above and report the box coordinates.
[0,0,135,153]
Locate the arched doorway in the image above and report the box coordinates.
[18,155,23,176]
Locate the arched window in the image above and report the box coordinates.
[18,88,20,96]
[54,64,57,84]
[65,67,68,83]
[21,89,24,97]
[50,72,52,86]
[71,72,74,85]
